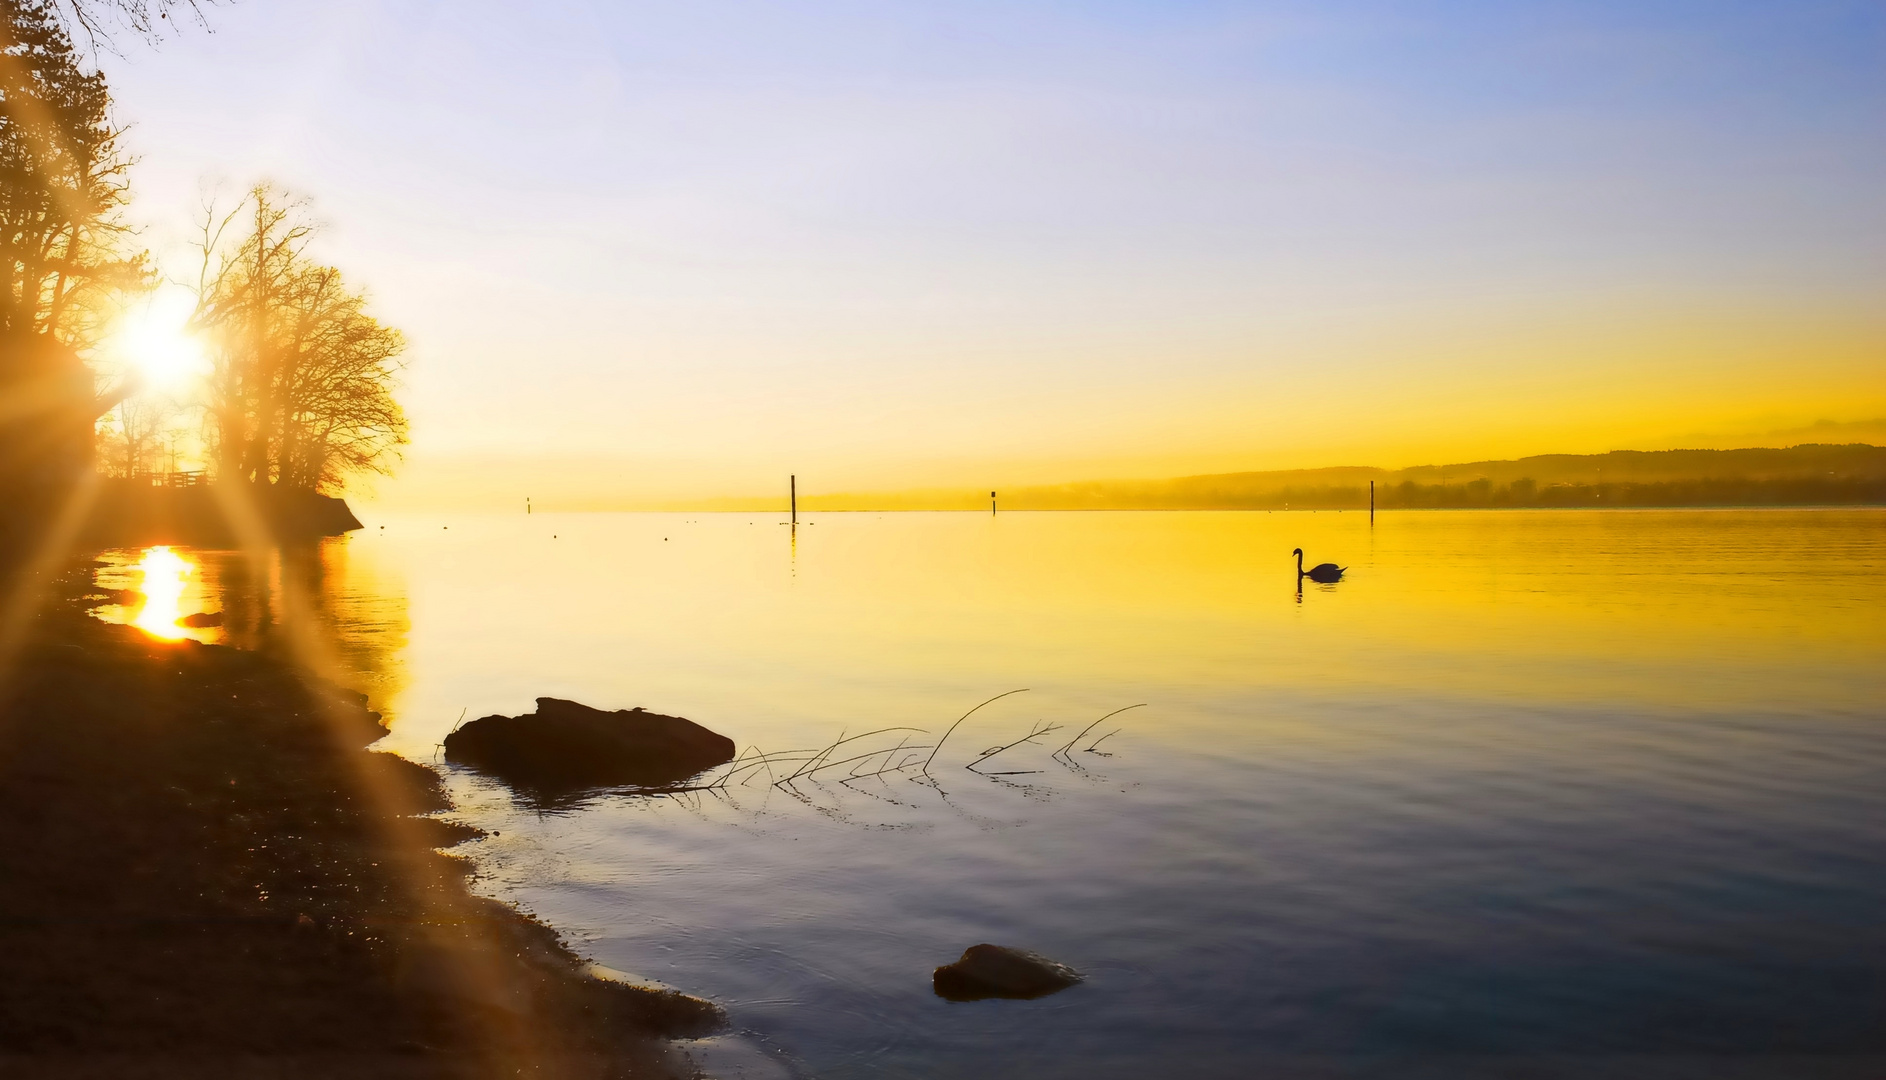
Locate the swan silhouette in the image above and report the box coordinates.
[1294,548,1345,583]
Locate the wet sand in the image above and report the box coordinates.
[0,563,722,1078]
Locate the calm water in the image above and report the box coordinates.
[96,510,1886,1078]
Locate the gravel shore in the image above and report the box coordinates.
[0,562,722,1078]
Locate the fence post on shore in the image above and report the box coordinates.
[791,475,796,525]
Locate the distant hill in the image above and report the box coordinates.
[789,444,1886,511]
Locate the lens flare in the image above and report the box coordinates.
[132,546,194,641]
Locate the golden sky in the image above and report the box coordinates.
[102,1,1886,507]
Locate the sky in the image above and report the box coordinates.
[97,0,1886,506]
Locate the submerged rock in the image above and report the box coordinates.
[933,944,1083,1001]
[443,697,735,792]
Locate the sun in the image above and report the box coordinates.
[104,286,206,391]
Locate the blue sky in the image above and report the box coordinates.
[101,0,1886,503]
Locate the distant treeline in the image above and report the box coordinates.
[1167,475,1886,511]
[1001,444,1886,510]
[777,443,1886,512]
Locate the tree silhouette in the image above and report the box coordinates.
[0,0,149,530]
[191,185,408,493]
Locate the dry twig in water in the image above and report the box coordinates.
[776,727,927,791]
[1054,703,1145,767]
[919,688,1029,781]
[967,719,1063,774]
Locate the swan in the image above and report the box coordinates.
[1294,548,1345,583]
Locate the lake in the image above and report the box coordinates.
[93,509,1886,1078]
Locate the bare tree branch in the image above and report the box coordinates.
[190,184,407,492]
[919,688,1029,779]
[52,0,213,54]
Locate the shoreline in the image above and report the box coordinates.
[375,504,1886,516]
[0,559,723,1077]
[80,481,365,547]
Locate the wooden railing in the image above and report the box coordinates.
[120,470,209,489]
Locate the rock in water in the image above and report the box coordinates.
[442,698,735,791]
[933,944,1083,1001]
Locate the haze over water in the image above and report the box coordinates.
[97,509,1886,1077]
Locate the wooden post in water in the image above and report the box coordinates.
[1369,481,1374,522]
[526,497,531,515]
[991,490,997,516]
[791,475,797,525]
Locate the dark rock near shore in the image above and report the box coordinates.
[443,697,736,793]
[933,944,1083,1001]
[179,610,225,627]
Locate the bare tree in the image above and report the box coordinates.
[271,265,407,490]
[191,185,312,483]
[93,386,182,476]
[191,185,408,493]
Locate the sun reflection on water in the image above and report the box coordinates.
[132,546,193,640]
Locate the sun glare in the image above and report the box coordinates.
[132,546,193,641]
[105,288,205,392]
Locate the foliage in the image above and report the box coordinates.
[0,0,146,354]
[0,0,149,514]
[191,184,408,493]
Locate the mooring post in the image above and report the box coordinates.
[526,497,531,515]
[991,490,997,516]
[1369,481,1374,522]
[791,475,797,525]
